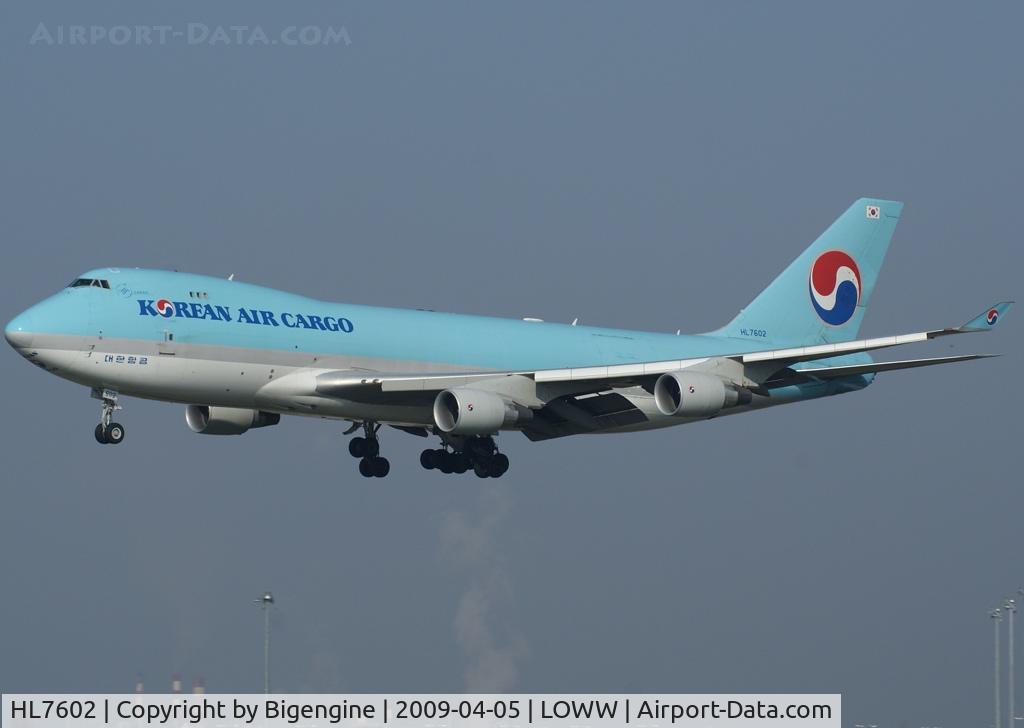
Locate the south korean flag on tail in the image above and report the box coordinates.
[866,204,881,219]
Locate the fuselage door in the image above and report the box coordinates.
[71,285,101,358]
[82,291,97,357]
[156,325,178,355]
[149,299,180,356]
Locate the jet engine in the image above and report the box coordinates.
[433,388,529,435]
[653,371,751,418]
[185,405,281,435]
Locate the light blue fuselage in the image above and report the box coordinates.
[4,267,869,429]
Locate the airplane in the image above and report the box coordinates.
[3,198,1011,479]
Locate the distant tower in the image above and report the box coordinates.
[134,675,144,694]
[1007,597,1018,728]
[192,677,206,695]
[254,591,275,694]
[171,674,182,694]
[993,609,1003,728]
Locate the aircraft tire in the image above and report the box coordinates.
[473,463,489,478]
[420,449,436,469]
[491,453,509,476]
[94,424,108,444]
[372,457,390,478]
[349,437,366,458]
[452,453,470,474]
[105,422,126,445]
[358,458,375,477]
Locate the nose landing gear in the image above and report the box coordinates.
[347,421,390,477]
[92,388,126,445]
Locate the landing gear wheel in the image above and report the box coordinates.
[92,388,123,445]
[490,453,509,477]
[420,449,437,470]
[349,427,380,459]
[358,458,375,477]
[104,422,126,445]
[371,457,390,478]
[451,453,470,474]
[438,452,455,474]
[473,462,490,478]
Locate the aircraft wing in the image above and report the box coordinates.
[736,301,1012,366]
[764,354,997,387]
[526,301,1013,387]
[312,302,1012,403]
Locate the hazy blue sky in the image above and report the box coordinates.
[1,2,1021,727]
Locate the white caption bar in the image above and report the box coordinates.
[3,695,839,728]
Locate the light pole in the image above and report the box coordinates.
[255,591,274,694]
[994,608,1004,728]
[1008,598,1018,728]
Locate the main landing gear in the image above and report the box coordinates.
[347,421,390,478]
[92,388,126,445]
[420,435,510,478]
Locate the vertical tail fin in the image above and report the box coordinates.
[711,197,903,345]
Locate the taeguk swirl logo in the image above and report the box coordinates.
[154,298,175,318]
[809,250,861,326]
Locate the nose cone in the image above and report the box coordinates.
[5,310,36,349]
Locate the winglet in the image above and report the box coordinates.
[960,301,1014,331]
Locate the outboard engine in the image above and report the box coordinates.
[653,371,752,418]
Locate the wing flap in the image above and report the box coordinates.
[523,391,648,441]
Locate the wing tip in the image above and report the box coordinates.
[959,302,1013,331]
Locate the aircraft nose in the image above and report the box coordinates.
[5,310,36,349]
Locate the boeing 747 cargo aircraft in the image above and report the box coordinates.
[4,199,1011,478]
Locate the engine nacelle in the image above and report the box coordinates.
[433,388,528,435]
[653,371,749,418]
[185,405,281,435]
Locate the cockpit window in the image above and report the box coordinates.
[68,278,110,289]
